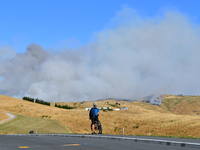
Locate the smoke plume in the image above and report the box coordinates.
[1,8,200,102]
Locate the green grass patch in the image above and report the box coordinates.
[107,103,120,108]
[162,97,187,111]
[0,114,72,134]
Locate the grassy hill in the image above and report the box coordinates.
[0,114,71,134]
[0,95,73,134]
[1,94,200,138]
[161,94,200,115]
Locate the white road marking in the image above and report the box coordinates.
[0,112,16,124]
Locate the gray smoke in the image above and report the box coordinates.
[1,8,200,102]
[137,95,163,105]
[149,96,162,106]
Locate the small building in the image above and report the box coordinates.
[115,108,120,111]
[123,107,128,110]
[85,108,91,111]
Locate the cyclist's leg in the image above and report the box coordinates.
[95,118,98,128]
[95,117,101,133]
[96,117,100,125]
[91,119,95,133]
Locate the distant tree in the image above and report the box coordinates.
[23,96,34,102]
[55,103,75,109]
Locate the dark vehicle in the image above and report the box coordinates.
[91,120,102,134]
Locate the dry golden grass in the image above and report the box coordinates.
[0,111,9,122]
[162,95,200,115]
[1,94,200,137]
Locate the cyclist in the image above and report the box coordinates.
[89,102,99,134]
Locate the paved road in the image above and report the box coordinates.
[1,134,200,150]
[0,112,15,124]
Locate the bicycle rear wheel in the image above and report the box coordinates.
[98,121,102,134]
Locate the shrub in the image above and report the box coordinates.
[55,103,75,109]
[35,98,50,106]
[107,107,113,111]
[23,96,50,106]
[133,125,139,129]
[108,103,120,108]
[23,96,34,102]
[80,101,85,104]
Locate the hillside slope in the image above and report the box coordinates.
[161,95,200,115]
[0,112,9,122]
[1,94,200,138]
[0,95,73,134]
[0,114,70,134]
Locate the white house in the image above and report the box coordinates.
[85,107,112,111]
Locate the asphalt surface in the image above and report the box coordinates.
[1,134,200,150]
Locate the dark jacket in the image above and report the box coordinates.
[89,107,99,119]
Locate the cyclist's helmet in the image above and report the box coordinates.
[93,102,97,106]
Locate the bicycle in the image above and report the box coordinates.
[91,120,102,134]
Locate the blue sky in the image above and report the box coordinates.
[1,0,200,100]
[0,0,200,53]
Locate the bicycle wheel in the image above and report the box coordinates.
[98,121,102,134]
[94,122,98,130]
